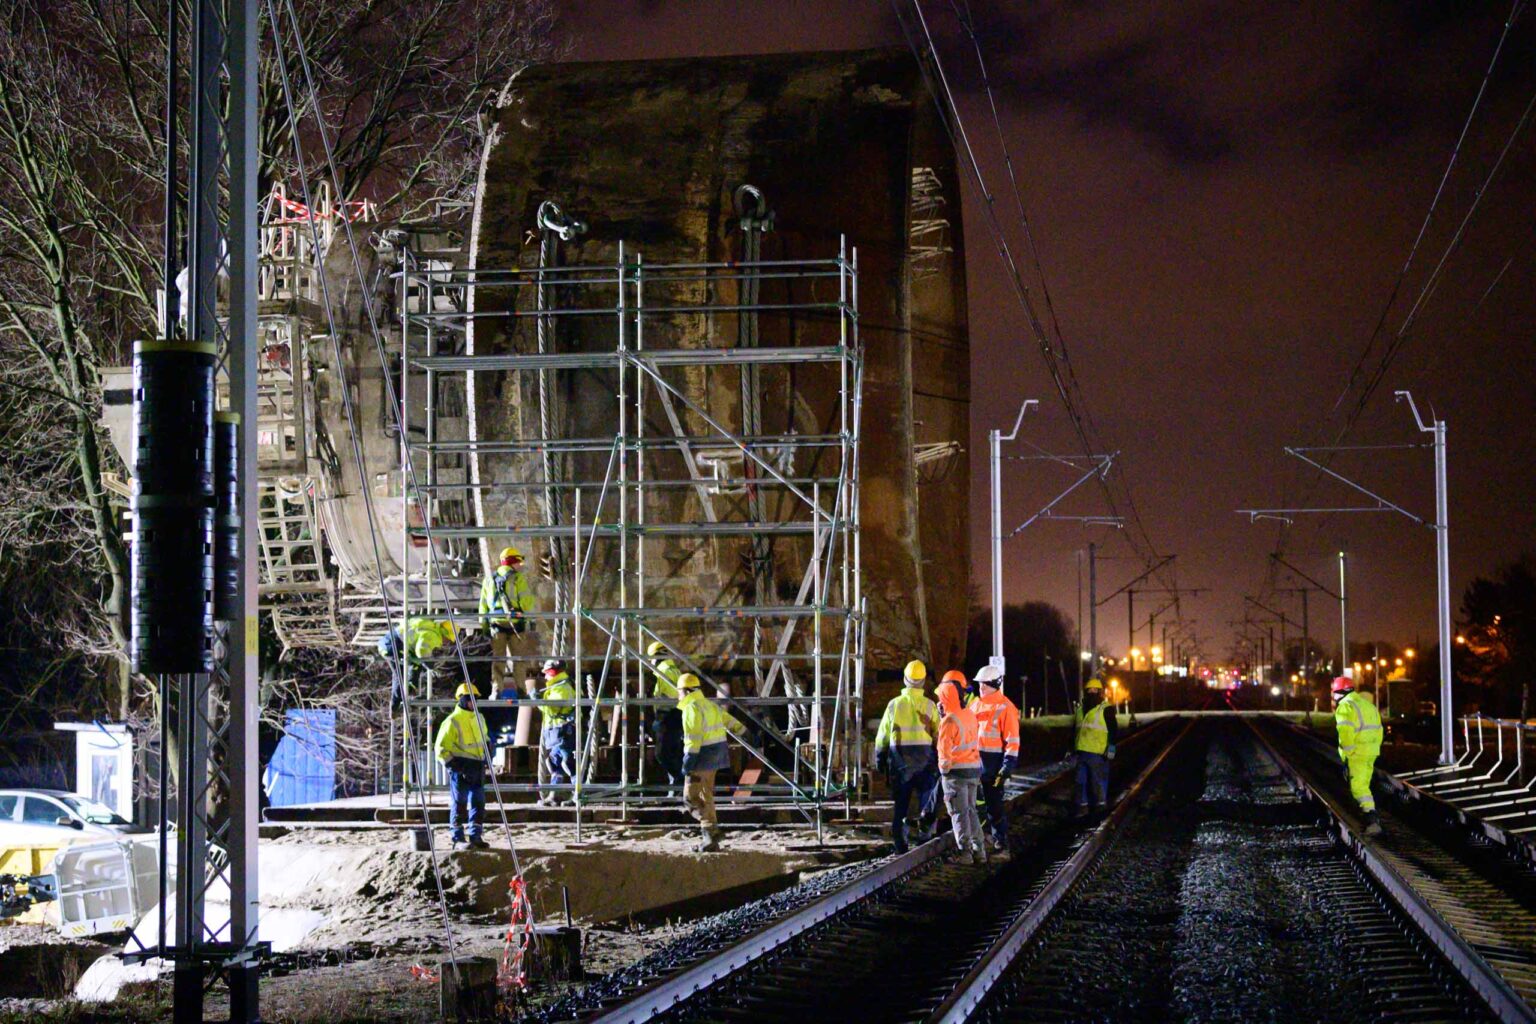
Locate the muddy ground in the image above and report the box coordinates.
[0,823,884,1023]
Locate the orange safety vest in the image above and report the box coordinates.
[973,689,1021,756]
[937,706,982,774]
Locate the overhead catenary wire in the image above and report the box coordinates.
[1327,0,1527,432]
[1340,77,1536,432]
[943,0,1174,594]
[892,0,1182,606]
[1257,0,1529,617]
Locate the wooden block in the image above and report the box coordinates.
[525,924,583,982]
[732,767,762,803]
[439,955,497,1023]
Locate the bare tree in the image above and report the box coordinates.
[0,0,555,726]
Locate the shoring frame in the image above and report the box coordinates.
[392,239,864,831]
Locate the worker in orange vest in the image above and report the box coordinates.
[935,678,986,864]
[972,665,1020,856]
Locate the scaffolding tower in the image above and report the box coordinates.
[392,215,866,826]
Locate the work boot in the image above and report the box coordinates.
[696,831,720,853]
[974,845,989,864]
[956,849,975,865]
[451,839,469,852]
[467,837,490,851]
[1363,812,1384,837]
[986,833,1005,852]
[535,793,554,807]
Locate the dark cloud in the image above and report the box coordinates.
[941,1,1536,166]
[946,3,1237,166]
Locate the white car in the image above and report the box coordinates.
[0,789,151,847]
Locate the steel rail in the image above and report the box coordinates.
[1248,719,1536,1024]
[927,719,1196,1024]
[586,832,955,1024]
[581,756,1080,1023]
[589,721,1181,1024]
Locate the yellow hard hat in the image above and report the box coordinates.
[499,546,523,562]
[1084,678,1104,691]
[678,673,702,690]
[647,640,667,657]
[439,620,456,640]
[455,682,477,698]
[904,660,927,683]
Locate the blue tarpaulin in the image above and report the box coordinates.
[263,709,336,807]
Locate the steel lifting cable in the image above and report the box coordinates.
[271,0,536,911]
[269,0,542,988]
[734,185,779,713]
[261,0,467,991]
[534,204,580,658]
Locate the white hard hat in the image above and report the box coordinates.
[975,665,1003,686]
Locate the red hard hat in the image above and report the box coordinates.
[942,669,967,685]
[1331,676,1354,695]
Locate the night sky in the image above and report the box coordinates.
[558,0,1536,661]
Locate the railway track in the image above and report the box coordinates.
[947,719,1499,1024]
[566,715,1536,1023]
[571,719,1185,1024]
[1258,718,1536,1022]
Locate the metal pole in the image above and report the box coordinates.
[1088,543,1098,683]
[990,424,1003,670]
[1338,550,1349,674]
[573,487,582,839]
[1434,418,1454,763]
[616,244,629,816]
[1301,589,1310,695]
[988,400,1035,673]
[226,0,261,1012]
[1394,389,1454,760]
[1127,589,1134,671]
[1076,551,1084,696]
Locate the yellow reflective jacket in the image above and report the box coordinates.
[679,689,745,773]
[1335,690,1383,760]
[1074,699,1110,754]
[403,618,451,662]
[652,658,682,701]
[536,672,576,725]
[434,706,489,763]
[875,688,939,774]
[479,566,534,626]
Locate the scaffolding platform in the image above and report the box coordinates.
[387,224,866,833]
